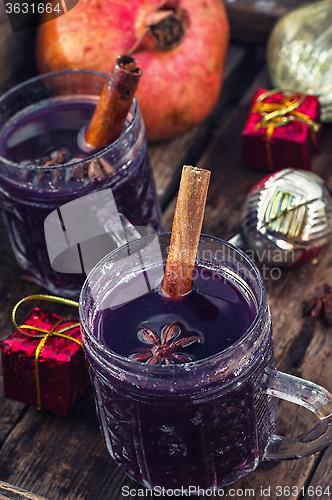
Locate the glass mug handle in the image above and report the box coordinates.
[263,368,332,460]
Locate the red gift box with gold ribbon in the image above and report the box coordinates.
[1,306,90,416]
[242,89,322,172]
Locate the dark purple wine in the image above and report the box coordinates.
[86,264,277,489]
[1,99,95,164]
[96,269,255,362]
[0,96,162,297]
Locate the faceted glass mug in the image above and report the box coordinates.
[0,70,162,298]
[79,234,332,490]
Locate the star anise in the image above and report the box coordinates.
[129,322,201,365]
[70,157,114,182]
[38,149,68,181]
[41,149,68,167]
[302,283,332,325]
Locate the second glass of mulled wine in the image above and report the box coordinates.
[0,70,161,298]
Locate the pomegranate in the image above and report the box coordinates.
[36,0,229,141]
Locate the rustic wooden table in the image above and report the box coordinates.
[1,2,332,499]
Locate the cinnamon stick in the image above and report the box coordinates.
[84,55,142,149]
[162,165,211,298]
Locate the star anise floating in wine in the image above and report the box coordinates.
[41,149,69,167]
[302,283,332,325]
[129,322,201,365]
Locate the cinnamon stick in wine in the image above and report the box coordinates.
[162,165,211,298]
[85,55,142,149]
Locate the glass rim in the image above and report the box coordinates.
[79,232,268,373]
[0,69,139,170]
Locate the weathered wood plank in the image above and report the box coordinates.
[0,5,37,95]
[303,447,332,500]
[0,392,26,451]
[0,481,49,500]
[225,0,321,44]
[0,388,140,500]
[0,211,38,448]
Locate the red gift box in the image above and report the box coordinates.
[242,89,322,172]
[1,307,90,416]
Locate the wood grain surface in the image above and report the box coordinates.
[0,481,49,500]
[0,4,37,95]
[225,0,321,44]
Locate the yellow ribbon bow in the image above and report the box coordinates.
[252,89,321,170]
[12,294,81,410]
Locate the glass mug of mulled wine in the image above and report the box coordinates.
[0,69,162,298]
[79,233,332,490]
